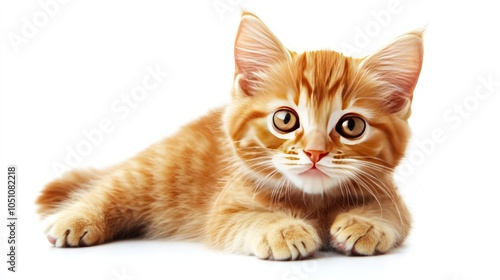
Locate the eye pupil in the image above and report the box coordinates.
[283,113,291,124]
[272,108,300,133]
[347,119,355,131]
[336,115,366,139]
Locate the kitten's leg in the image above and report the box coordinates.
[40,167,152,247]
[37,168,104,216]
[330,187,411,256]
[207,207,321,260]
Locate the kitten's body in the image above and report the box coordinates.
[37,13,422,260]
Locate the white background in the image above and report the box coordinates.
[1,0,500,279]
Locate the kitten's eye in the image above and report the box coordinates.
[273,108,300,133]
[336,115,366,138]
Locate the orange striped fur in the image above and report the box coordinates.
[37,12,423,259]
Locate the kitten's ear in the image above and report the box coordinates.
[360,31,424,116]
[234,12,291,96]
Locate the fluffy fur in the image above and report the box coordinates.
[37,12,423,260]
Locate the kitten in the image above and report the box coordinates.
[37,12,423,260]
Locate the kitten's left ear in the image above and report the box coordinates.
[360,31,424,117]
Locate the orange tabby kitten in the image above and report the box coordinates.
[37,12,423,260]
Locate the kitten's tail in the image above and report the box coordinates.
[36,169,103,217]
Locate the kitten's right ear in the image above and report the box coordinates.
[359,31,424,117]
[234,12,290,96]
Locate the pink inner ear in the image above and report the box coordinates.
[233,14,290,96]
[386,90,411,113]
[237,74,252,95]
[385,61,421,113]
[361,33,423,114]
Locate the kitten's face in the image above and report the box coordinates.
[225,13,423,195]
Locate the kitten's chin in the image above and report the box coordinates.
[289,168,338,195]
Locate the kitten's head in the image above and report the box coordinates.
[224,13,423,195]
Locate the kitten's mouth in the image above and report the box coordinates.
[293,166,335,194]
[301,167,326,177]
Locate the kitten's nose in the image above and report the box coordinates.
[304,150,329,164]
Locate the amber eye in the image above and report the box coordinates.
[336,115,366,138]
[273,108,300,133]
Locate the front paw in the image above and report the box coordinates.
[330,213,397,256]
[43,210,106,247]
[252,220,320,261]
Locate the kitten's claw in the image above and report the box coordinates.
[330,213,397,256]
[47,235,57,245]
[253,220,320,261]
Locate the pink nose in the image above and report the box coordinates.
[304,150,329,164]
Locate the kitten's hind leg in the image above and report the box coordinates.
[37,168,104,217]
[40,169,151,247]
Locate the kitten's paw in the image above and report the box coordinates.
[43,211,106,247]
[253,220,320,261]
[330,213,397,256]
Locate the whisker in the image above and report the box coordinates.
[331,157,405,229]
